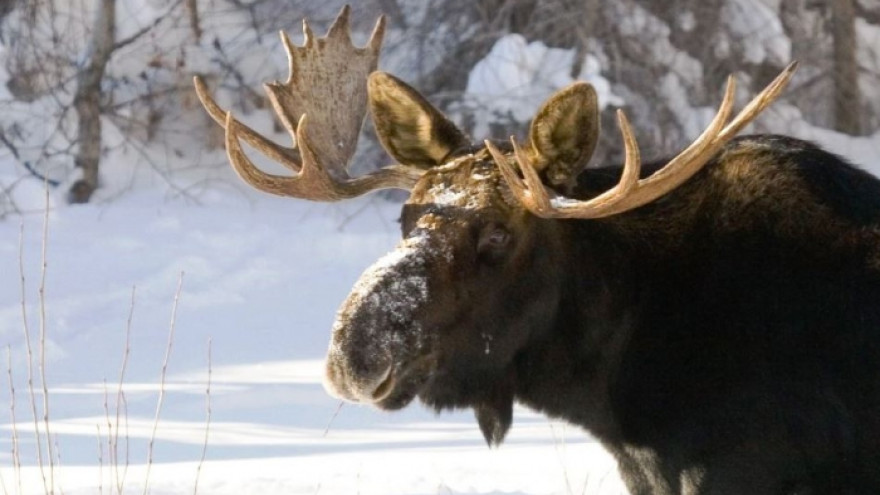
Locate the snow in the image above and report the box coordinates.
[677,11,697,33]
[0,183,626,494]
[721,0,791,66]
[331,233,431,356]
[612,2,703,87]
[658,73,718,141]
[461,34,623,138]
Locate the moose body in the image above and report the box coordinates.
[196,7,880,494]
[499,135,880,493]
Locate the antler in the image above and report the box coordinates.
[486,62,798,219]
[193,6,423,200]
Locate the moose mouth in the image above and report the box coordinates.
[373,353,439,410]
[325,352,439,411]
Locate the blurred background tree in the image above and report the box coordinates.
[0,0,878,212]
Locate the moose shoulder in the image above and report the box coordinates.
[195,7,880,494]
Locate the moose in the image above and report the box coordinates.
[195,7,880,494]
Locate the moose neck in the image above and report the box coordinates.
[509,161,714,443]
[511,208,647,442]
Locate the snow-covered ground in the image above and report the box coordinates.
[0,185,627,494]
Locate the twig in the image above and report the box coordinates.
[0,346,9,495]
[120,392,129,495]
[38,183,56,494]
[185,0,201,43]
[0,454,8,495]
[0,131,60,188]
[6,345,21,495]
[19,222,49,495]
[0,178,24,219]
[101,379,112,492]
[193,338,212,495]
[52,434,62,495]
[549,423,575,495]
[0,120,60,187]
[22,162,61,188]
[112,0,183,51]
[143,272,184,495]
[113,286,135,495]
[96,424,103,495]
[322,402,345,438]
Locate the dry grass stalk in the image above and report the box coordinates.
[96,424,103,495]
[18,222,49,495]
[113,287,135,494]
[6,345,22,495]
[142,272,184,494]
[193,337,212,495]
[37,186,55,494]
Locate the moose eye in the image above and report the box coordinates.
[477,223,512,263]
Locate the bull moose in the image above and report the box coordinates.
[195,7,880,494]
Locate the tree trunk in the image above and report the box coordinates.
[831,0,861,135]
[185,0,201,43]
[70,0,115,203]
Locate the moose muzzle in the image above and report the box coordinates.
[323,234,439,407]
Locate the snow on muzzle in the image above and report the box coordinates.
[324,233,441,407]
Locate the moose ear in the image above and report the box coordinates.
[526,82,600,188]
[368,72,470,168]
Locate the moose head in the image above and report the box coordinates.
[194,7,795,446]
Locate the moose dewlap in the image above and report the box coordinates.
[196,6,880,495]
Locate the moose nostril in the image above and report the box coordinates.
[370,366,396,401]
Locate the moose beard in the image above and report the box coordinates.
[473,366,516,447]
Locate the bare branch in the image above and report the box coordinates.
[143,272,184,495]
[19,221,50,495]
[5,345,20,495]
[112,0,183,52]
[114,287,135,495]
[38,182,56,494]
[193,338,212,495]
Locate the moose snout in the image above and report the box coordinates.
[323,348,397,404]
[323,233,434,405]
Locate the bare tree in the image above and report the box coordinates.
[70,0,115,203]
[0,0,879,213]
[831,0,861,135]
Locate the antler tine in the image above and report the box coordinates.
[511,138,549,207]
[719,61,798,140]
[302,18,315,47]
[615,111,642,195]
[327,4,352,42]
[496,109,644,219]
[367,13,387,54]
[195,6,424,201]
[603,73,737,208]
[484,139,549,214]
[499,63,795,219]
[485,140,530,203]
[567,111,643,215]
[193,76,302,172]
[225,113,301,196]
[226,112,421,200]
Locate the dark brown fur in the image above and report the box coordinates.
[324,74,880,494]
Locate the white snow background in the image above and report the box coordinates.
[3,2,880,494]
[0,190,625,495]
